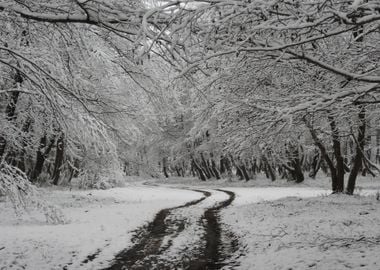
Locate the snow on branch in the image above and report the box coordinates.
[288,51,380,83]
[0,162,66,224]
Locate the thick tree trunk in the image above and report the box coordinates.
[220,156,226,174]
[293,162,304,183]
[52,134,64,185]
[286,160,304,183]
[309,149,321,179]
[240,163,250,181]
[252,159,258,175]
[328,116,345,193]
[288,145,304,183]
[162,157,169,178]
[0,86,21,159]
[307,125,338,192]
[220,156,233,177]
[346,107,366,195]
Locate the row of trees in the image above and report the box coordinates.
[153,0,380,194]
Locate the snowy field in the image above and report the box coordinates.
[0,184,202,270]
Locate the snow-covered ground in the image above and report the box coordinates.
[150,176,380,269]
[223,187,329,205]
[221,190,380,270]
[1,177,380,270]
[0,184,202,270]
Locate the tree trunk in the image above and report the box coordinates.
[162,157,169,178]
[240,163,250,181]
[0,84,22,159]
[262,156,276,181]
[181,161,186,177]
[328,116,345,193]
[192,158,206,181]
[288,145,304,183]
[346,107,366,195]
[309,149,321,179]
[52,134,64,185]
[293,161,304,183]
[252,159,258,175]
[13,118,33,173]
[220,156,226,174]
[235,165,244,180]
[229,155,243,180]
[279,166,288,179]
[200,153,212,179]
[175,166,181,177]
[307,124,338,192]
[210,158,221,180]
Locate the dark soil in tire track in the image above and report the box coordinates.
[104,189,211,270]
[185,189,239,270]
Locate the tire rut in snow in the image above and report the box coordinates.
[184,189,240,270]
[104,189,211,270]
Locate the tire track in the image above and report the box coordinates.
[185,189,240,270]
[104,189,211,270]
[102,187,240,270]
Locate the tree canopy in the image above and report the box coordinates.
[1,0,380,212]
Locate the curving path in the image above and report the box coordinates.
[185,189,240,270]
[103,188,240,270]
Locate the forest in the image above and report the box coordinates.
[1,1,380,269]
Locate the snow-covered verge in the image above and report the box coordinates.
[0,184,202,270]
[222,192,380,270]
